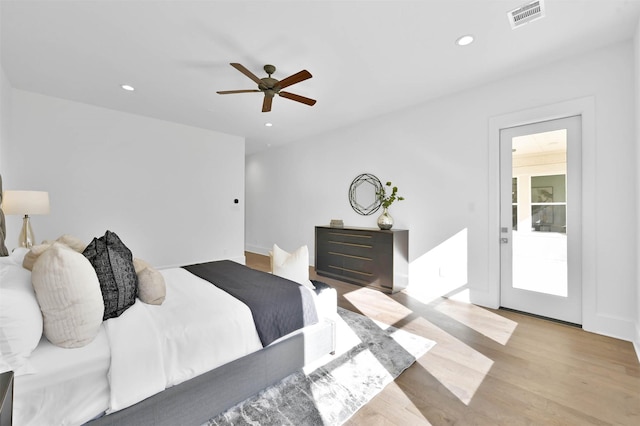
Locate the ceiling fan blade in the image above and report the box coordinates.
[217,89,261,94]
[230,63,263,85]
[277,70,312,89]
[279,91,317,106]
[262,96,273,112]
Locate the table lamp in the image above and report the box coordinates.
[1,190,50,248]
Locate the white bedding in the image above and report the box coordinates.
[106,268,263,413]
[13,264,335,425]
[15,326,111,426]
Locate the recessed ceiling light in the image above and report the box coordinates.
[121,84,135,91]
[264,122,273,127]
[455,35,474,46]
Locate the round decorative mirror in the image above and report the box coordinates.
[349,173,383,216]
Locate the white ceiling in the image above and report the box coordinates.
[513,129,566,157]
[2,0,640,155]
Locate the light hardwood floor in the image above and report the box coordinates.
[245,252,640,425]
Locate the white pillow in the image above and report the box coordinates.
[31,242,104,348]
[0,248,42,376]
[23,234,87,271]
[271,244,315,290]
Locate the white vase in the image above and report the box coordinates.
[377,207,393,230]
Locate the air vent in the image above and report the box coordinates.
[508,0,545,29]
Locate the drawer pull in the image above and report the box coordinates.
[328,241,372,249]
[328,251,372,261]
[328,265,373,277]
[328,232,373,239]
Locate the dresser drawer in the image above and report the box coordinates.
[317,229,371,251]
[324,239,373,258]
[315,226,408,293]
[320,229,376,244]
[324,250,374,275]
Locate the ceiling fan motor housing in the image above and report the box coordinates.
[259,77,280,92]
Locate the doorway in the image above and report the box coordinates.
[499,116,582,324]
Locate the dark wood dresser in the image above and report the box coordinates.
[315,226,408,293]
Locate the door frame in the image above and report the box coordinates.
[484,97,596,329]
[499,116,582,324]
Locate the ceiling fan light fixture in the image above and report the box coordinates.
[455,34,474,46]
[264,122,273,127]
[120,84,135,91]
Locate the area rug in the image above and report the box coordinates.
[206,307,436,426]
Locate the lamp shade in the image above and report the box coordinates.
[2,190,50,215]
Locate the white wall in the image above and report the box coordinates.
[634,16,640,358]
[246,40,637,342]
[0,0,11,177]
[3,90,245,268]
[0,0,14,250]
[0,67,10,181]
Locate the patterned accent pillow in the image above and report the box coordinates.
[83,231,138,320]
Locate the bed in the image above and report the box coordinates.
[0,230,336,425]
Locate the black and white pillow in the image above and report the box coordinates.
[83,230,138,320]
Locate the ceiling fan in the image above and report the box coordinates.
[217,63,316,112]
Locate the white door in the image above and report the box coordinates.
[500,116,582,324]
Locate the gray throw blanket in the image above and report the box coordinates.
[183,260,318,346]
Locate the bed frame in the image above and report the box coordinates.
[0,175,335,425]
[88,317,335,425]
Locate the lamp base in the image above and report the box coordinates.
[18,215,35,248]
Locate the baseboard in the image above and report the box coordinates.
[634,322,640,363]
[245,244,270,257]
[582,312,636,343]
